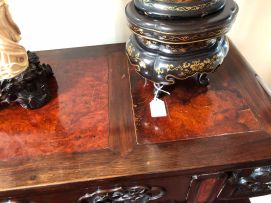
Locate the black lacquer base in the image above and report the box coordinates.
[0,51,54,109]
[127,34,229,85]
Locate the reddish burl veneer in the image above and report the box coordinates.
[129,64,261,144]
[0,55,109,160]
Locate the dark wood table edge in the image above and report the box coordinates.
[227,40,271,134]
[1,131,271,196]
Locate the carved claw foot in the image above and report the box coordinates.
[197,73,210,86]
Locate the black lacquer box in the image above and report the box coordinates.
[126,0,238,86]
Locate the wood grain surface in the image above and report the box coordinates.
[130,64,261,144]
[0,47,109,160]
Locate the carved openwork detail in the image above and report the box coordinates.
[231,166,271,194]
[220,166,271,199]
[78,186,165,203]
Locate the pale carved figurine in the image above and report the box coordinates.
[0,0,53,109]
[0,0,29,80]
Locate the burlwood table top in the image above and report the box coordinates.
[0,42,270,197]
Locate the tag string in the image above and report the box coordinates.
[153,83,170,99]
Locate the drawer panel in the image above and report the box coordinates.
[187,173,228,203]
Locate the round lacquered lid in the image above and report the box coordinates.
[134,0,226,18]
[126,0,238,44]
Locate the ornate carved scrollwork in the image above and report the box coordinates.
[78,186,165,203]
[233,166,271,194]
[220,166,271,199]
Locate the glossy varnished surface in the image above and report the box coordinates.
[0,47,109,160]
[130,59,261,144]
[0,43,270,199]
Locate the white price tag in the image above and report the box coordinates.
[150,98,167,118]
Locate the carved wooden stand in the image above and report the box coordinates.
[0,52,54,109]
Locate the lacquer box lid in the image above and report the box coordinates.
[134,0,226,18]
[126,0,238,44]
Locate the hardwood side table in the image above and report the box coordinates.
[0,42,270,203]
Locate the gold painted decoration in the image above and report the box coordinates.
[0,0,28,80]
[141,0,219,12]
[129,23,230,44]
[163,55,220,83]
[126,40,145,72]
[155,0,194,2]
[126,34,229,85]
[137,36,217,54]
